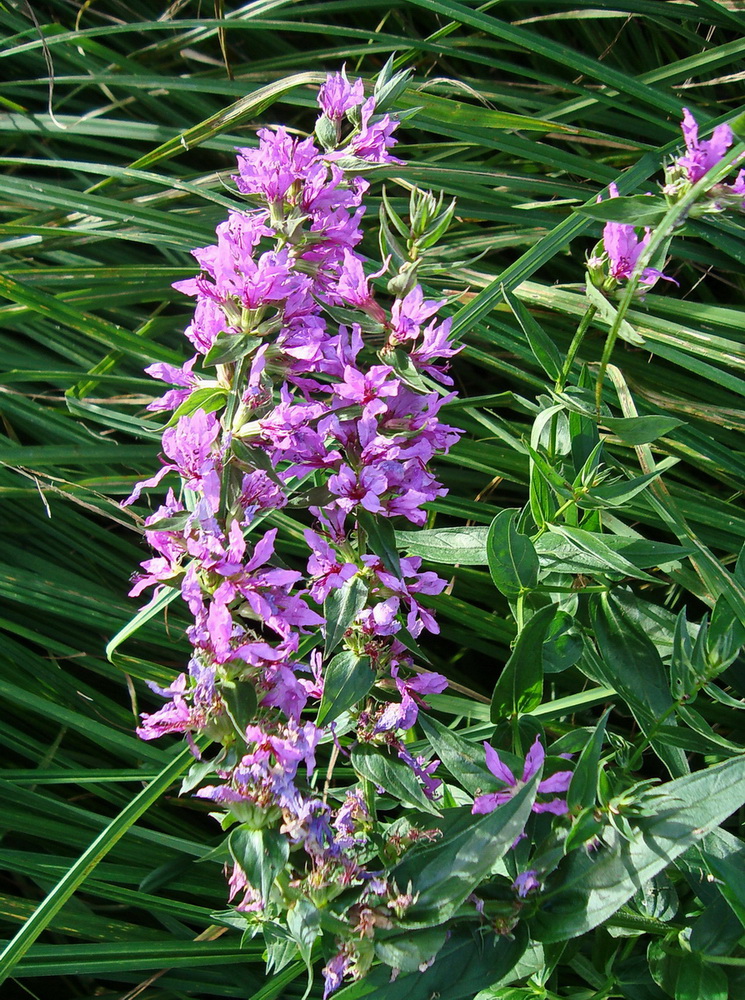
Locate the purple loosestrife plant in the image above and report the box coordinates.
[121,62,489,994]
[113,69,745,1000]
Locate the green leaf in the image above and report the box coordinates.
[374,927,447,974]
[487,509,539,599]
[536,532,692,575]
[286,897,321,973]
[323,576,369,656]
[228,826,289,906]
[567,707,611,812]
[546,524,659,582]
[203,331,262,367]
[167,385,227,425]
[351,745,441,817]
[542,611,583,674]
[219,678,257,740]
[587,593,688,777]
[696,827,745,931]
[393,774,538,928]
[336,926,527,1000]
[263,922,298,976]
[532,755,745,942]
[578,464,675,508]
[386,346,429,393]
[674,954,727,1000]
[317,652,374,726]
[356,509,402,578]
[579,195,669,227]
[419,713,493,796]
[602,414,684,445]
[491,604,552,721]
[504,288,562,380]
[395,526,489,565]
[106,587,181,663]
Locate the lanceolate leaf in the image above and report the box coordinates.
[587,593,689,778]
[317,651,374,725]
[323,576,369,656]
[228,826,289,906]
[395,526,489,565]
[336,926,527,1000]
[579,195,669,227]
[419,713,493,795]
[487,509,539,599]
[351,746,441,817]
[392,775,539,928]
[532,756,745,942]
[491,604,551,721]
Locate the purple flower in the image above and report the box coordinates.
[472,737,573,816]
[600,184,676,290]
[235,127,319,206]
[513,869,541,897]
[322,948,354,998]
[304,528,358,602]
[145,356,200,412]
[678,108,735,184]
[374,666,447,734]
[398,746,442,799]
[318,66,365,122]
[332,363,398,417]
[122,410,221,507]
[345,97,402,164]
[357,597,401,638]
[328,464,388,514]
[389,285,445,344]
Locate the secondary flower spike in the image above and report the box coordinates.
[678,108,743,187]
[663,109,745,210]
[597,184,676,291]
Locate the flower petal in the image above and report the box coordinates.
[471,791,511,815]
[522,736,545,782]
[538,769,573,794]
[484,741,516,786]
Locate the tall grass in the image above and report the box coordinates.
[1,2,745,997]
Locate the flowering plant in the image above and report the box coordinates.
[119,72,745,999]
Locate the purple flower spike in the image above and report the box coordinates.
[600,184,676,290]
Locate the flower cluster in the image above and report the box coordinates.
[588,108,743,294]
[587,183,676,293]
[124,63,460,996]
[664,107,745,208]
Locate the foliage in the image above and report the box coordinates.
[2,2,745,999]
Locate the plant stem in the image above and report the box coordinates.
[557,303,597,392]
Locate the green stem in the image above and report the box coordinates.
[557,304,597,391]
[606,909,675,935]
[219,354,252,520]
[624,700,680,773]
